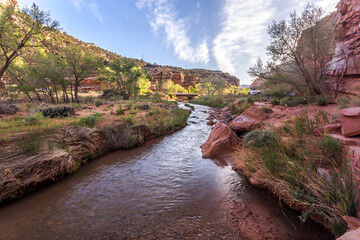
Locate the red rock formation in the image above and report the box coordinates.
[145,64,240,90]
[340,107,360,137]
[200,122,240,159]
[327,0,360,76]
[229,106,268,134]
[170,72,184,85]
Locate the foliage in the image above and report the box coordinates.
[184,103,195,111]
[243,130,280,148]
[23,111,44,124]
[99,60,149,100]
[190,96,227,108]
[196,76,227,96]
[261,107,273,114]
[40,106,75,118]
[95,100,103,107]
[78,113,103,127]
[316,95,328,106]
[240,115,356,236]
[63,47,101,102]
[248,4,335,96]
[270,98,280,105]
[0,3,59,90]
[164,80,187,95]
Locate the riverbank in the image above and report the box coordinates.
[0,100,190,205]
[201,102,360,238]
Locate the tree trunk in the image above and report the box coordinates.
[0,62,10,90]
[74,78,79,103]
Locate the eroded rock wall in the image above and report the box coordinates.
[327,0,360,76]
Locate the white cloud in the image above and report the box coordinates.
[196,2,201,9]
[89,2,103,23]
[315,0,339,12]
[71,0,84,11]
[137,0,210,64]
[213,0,275,81]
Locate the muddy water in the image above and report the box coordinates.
[0,104,331,240]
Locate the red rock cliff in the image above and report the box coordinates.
[327,0,360,76]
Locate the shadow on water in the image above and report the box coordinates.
[0,104,332,240]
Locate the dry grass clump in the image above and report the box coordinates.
[237,111,356,237]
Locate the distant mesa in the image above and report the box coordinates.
[145,64,240,90]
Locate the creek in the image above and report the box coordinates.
[0,104,331,239]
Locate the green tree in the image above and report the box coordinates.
[30,52,68,103]
[100,60,148,99]
[0,2,59,90]
[248,4,335,96]
[164,80,187,96]
[197,76,227,96]
[63,47,101,102]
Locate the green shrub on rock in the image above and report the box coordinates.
[243,129,280,148]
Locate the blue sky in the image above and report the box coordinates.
[17,0,339,85]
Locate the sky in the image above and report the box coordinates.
[17,0,339,85]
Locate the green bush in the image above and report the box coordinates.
[72,103,82,110]
[261,107,273,114]
[116,109,125,115]
[270,98,280,105]
[119,116,135,125]
[135,103,151,111]
[78,113,103,127]
[23,111,44,124]
[318,135,343,166]
[316,95,328,106]
[95,100,104,107]
[39,106,75,118]
[247,97,255,104]
[19,132,42,154]
[146,107,161,117]
[243,130,280,148]
[184,103,195,111]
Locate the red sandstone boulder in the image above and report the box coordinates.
[229,106,268,133]
[200,122,240,159]
[314,123,342,136]
[337,227,360,240]
[340,108,360,137]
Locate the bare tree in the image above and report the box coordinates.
[248,4,335,96]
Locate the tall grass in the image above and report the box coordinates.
[240,114,356,237]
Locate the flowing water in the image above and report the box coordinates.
[0,104,331,240]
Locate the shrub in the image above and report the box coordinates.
[318,135,343,166]
[116,109,125,115]
[237,98,246,104]
[95,100,103,107]
[72,103,82,110]
[247,97,255,104]
[243,130,280,148]
[19,132,42,154]
[270,98,280,105]
[119,116,135,125]
[146,107,161,117]
[316,95,328,106]
[135,103,151,111]
[78,113,103,127]
[40,106,75,118]
[23,111,44,124]
[184,103,195,111]
[261,107,273,114]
